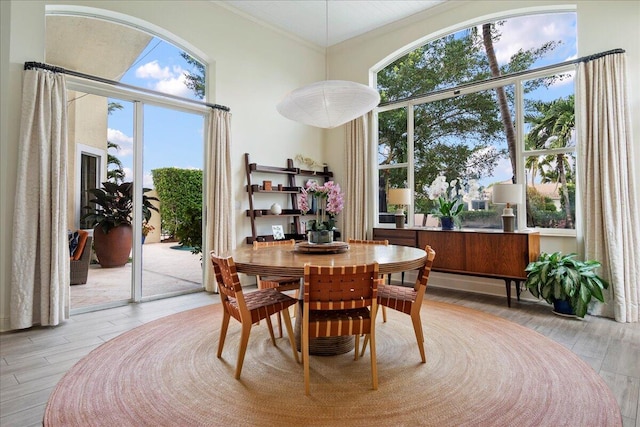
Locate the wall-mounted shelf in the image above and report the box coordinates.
[244,153,333,244]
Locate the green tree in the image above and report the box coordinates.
[107,102,125,183]
[378,22,561,215]
[151,167,202,251]
[180,52,205,99]
[524,95,575,228]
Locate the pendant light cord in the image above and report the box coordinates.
[325,0,329,79]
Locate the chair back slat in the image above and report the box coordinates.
[210,252,249,322]
[414,245,436,293]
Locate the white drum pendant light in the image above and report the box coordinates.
[276,1,380,129]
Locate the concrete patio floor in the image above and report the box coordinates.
[70,241,204,310]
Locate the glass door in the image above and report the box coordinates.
[140,104,205,299]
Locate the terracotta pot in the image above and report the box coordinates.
[93,225,133,268]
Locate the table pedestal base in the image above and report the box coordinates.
[293,312,355,356]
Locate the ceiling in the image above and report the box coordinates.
[220,1,449,47]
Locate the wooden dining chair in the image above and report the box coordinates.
[302,262,381,395]
[253,239,301,338]
[361,245,436,363]
[210,252,300,380]
[347,238,394,319]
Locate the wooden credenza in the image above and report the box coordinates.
[373,228,540,307]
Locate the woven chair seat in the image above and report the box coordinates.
[226,289,298,325]
[307,307,371,337]
[378,284,417,316]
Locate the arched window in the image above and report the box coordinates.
[46,12,208,310]
[376,12,577,231]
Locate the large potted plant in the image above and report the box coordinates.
[81,181,159,268]
[524,252,609,318]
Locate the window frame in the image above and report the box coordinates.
[374,62,577,235]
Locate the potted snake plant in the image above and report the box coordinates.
[524,252,609,318]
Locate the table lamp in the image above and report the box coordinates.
[492,184,523,232]
[388,188,411,229]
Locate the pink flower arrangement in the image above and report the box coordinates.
[298,180,344,231]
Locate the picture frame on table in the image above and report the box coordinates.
[272,225,285,240]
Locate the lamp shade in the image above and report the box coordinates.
[276,80,380,129]
[492,184,523,206]
[388,188,411,206]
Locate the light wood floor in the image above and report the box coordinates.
[1,286,638,427]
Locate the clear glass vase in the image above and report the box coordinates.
[307,230,333,244]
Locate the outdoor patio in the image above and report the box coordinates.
[70,242,205,310]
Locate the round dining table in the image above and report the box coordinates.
[222,242,427,277]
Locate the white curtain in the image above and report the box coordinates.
[10,68,69,329]
[577,52,639,323]
[204,108,234,292]
[343,114,369,240]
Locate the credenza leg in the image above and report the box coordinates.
[504,279,512,308]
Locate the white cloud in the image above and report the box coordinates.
[153,73,192,98]
[143,172,155,189]
[135,61,173,80]
[135,61,191,97]
[107,128,133,156]
[123,167,133,183]
[120,168,154,188]
[487,14,576,65]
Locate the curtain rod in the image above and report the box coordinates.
[24,61,231,112]
[378,48,626,108]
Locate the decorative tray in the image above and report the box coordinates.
[294,241,350,254]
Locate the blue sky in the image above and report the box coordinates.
[108,12,576,189]
[107,41,204,188]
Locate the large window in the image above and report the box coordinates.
[376,12,577,231]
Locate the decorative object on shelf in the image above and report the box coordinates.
[425,176,466,230]
[277,184,283,191]
[272,225,285,240]
[275,1,380,129]
[524,252,609,318]
[270,203,282,215]
[298,180,344,244]
[294,154,326,170]
[263,180,272,191]
[492,183,523,232]
[388,188,411,229]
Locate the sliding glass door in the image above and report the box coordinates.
[140,104,204,299]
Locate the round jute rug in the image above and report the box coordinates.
[44,300,621,427]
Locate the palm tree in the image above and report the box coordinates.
[107,141,125,183]
[106,102,126,184]
[525,95,575,228]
